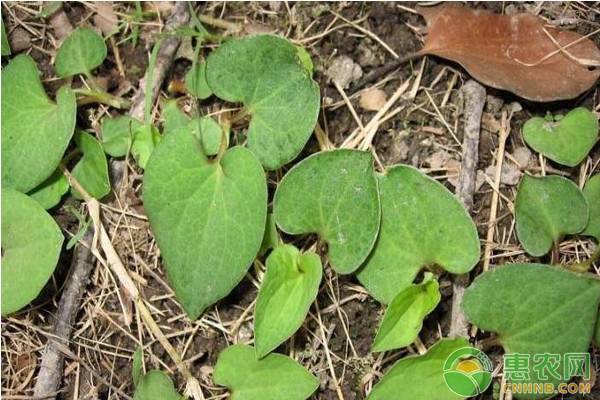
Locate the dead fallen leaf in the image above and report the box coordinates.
[91,2,119,36]
[417,5,600,102]
[360,88,387,111]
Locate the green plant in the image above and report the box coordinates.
[3,16,600,399]
[372,274,440,352]
[273,149,381,274]
[523,108,598,167]
[463,264,600,399]
[515,174,589,257]
[214,344,319,400]
[254,244,322,358]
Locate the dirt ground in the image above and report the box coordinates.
[1,2,599,400]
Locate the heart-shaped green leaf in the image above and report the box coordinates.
[28,168,69,209]
[463,264,600,399]
[71,131,111,200]
[372,275,440,353]
[583,174,600,241]
[255,244,322,358]
[101,115,143,157]
[367,338,471,400]
[523,108,598,167]
[206,35,320,170]
[214,344,319,400]
[515,175,588,257]
[144,129,267,319]
[185,61,212,99]
[55,27,107,77]
[1,188,64,315]
[133,370,183,400]
[1,54,76,193]
[357,165,480,304]
[273,150,380,274]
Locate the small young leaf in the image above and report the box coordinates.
[582,174,600,241]
[357,165,480,304]
[1,188,64,315]
[463,264,600,399]
[185,61,212,99]
[206,35,320,170]
[258,213,279,256]
[372,276,440,353]
[214,344,319,400]
[273,150,380,274]
[71,131,111,200]
[101,115,143,157]
[515,175,588,256]
[133,370,183,400]
[144,129,267,319]
[1,17,10,56]
[1,54,76,193]
[132,346,143,387]
[188,117,225,156]
[523,108,598,167]
[55,27,107,77]
[255,245,322,358]
[28,168,69,209]
[367,338,471,400]
[132,124,161,169]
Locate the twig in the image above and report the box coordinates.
[449,80,486,340]
[33,231,94,399]
[351,53,422,93]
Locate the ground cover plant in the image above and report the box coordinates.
[1,2,600,400]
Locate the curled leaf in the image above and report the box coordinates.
[417,5,600,101]
[71,131,111,200]
[372,276,440,353]
[254,245,322,358]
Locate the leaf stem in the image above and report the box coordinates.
[73,88,131,109]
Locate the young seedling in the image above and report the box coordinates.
[356,165,480,304]
[463,264,600,399]
[143,127,267,319]
[254,244,322,358]
[367,338,473,400]
[273,149,381,274]
[214,344,319,400]
[101,116,144,157]
[55,27,130,109]
[28,169,69,210]
[523,107,598,167]
[372,274,440,353]
[206,35,320,170]
[515,174,589,257]
[1,188,64,315]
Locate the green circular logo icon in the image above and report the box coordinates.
[443,347,493,397]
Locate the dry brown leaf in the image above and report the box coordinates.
[417,5,600,102]
[91,2,119,36]
[360,88,387,111]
